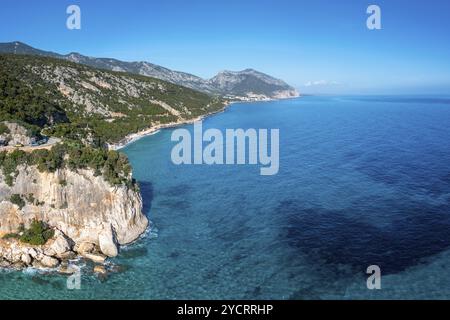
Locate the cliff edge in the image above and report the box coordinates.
[0,165,148,269]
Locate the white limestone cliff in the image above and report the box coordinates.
[0,165,148,269]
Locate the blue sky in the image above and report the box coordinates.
[1,0,450,94]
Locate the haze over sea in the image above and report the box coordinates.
[1,95,450,299]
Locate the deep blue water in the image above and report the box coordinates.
[1,95,450,299]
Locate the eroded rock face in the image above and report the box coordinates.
[98,225,119,257]
[0,121,32,146]
[43,229,72,257]
[0,165,148,264]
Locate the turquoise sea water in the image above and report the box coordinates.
[1,95,450,299]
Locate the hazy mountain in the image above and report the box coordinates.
[0,41,299,100]
[208,69,299,99]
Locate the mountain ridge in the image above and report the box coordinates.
[0,41,300,100]
[0,53,225,145]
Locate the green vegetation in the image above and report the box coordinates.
[0,58,68,129]
[25,193,35,204]
[2,220,54,246]
[0,54,225,145]
[0,149,28,186]
[0,143,135,188]
[20,220,54,245]
[0,53,224,189]
[10,194,26,209]
[2,233,19,240]
[0,122,9,135]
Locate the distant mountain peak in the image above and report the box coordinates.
[12,41,29,47]
[217,68,257,74]
[67,52,82,56]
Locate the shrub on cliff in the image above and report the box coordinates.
[0,122,10,135]
[2,233,19,240]
[0,150,28,186]
[31,145,65,172]
[1,143,135,188]
[19,220,54,246]
[10,194,26,209]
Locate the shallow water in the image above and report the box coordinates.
[1,95,450,299]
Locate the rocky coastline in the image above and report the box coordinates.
[108,104,229,151]
[108,93,300,151]
[0,165,148,273]
[0,96,300,274]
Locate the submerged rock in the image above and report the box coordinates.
[82,253,107,264]
[59,251,77,260]
[93,265,107,275]
[58,263,79,275]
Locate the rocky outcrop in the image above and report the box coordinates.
[0,165,148,268]
[0,229,74,269]
[0,122,33,146]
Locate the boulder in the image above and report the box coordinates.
[0,122,33,146]
[75,242,95,255]
[21,253,32,265]
[83,253,107,264]
[44,230,72,257]
[12,262,26,269]
[98,226,118,257]
[10,246,23,264]
[27,248,38,258]
[59,251,77,260]
[40,255,59,268]
[0,259,11,268]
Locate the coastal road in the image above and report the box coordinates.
[0,137,61,153]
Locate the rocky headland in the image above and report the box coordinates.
[0,165,148,271]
